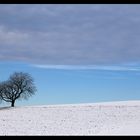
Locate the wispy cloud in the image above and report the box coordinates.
[33,64,140,71]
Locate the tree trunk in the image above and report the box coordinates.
[11,100,15,107]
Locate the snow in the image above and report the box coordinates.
[1,100,140,135]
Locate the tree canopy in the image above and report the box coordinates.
[0,72,37,107]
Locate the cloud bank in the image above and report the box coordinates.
[0,4,140,65]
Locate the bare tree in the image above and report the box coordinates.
[0,72,37,107]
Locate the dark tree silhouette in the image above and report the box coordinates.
[0,72,36,107]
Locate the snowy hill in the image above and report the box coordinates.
[1,100,140,135]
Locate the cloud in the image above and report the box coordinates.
[0,5,140,65]
[33,64,140,71]
[0,25,29,45]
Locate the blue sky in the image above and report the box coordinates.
[1,4,140,106]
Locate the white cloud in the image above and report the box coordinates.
[32,64,140,71]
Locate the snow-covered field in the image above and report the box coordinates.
[1,100,140,135]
